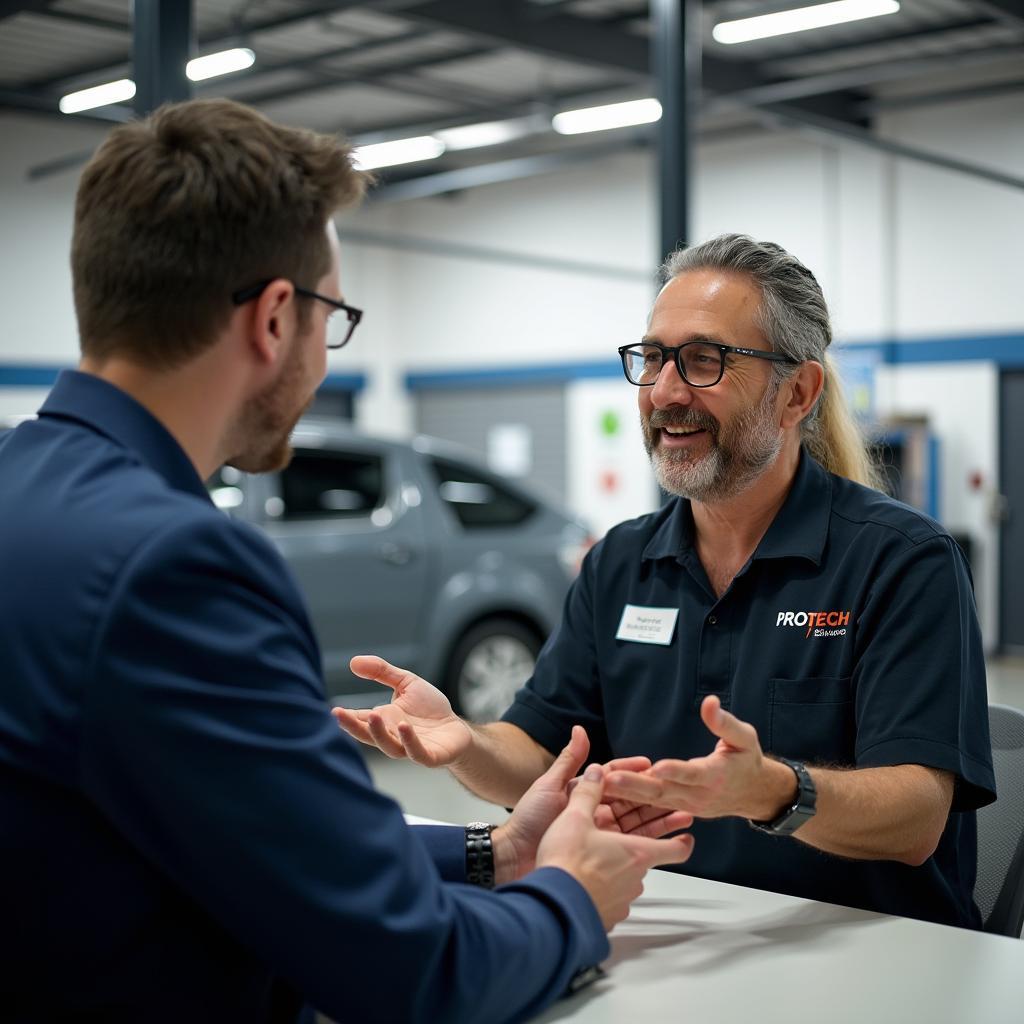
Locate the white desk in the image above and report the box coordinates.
[532,868,1024,1024]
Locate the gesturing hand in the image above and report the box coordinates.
[536,764,695,931]
[602,695,784,821]
[497,727,693,880]
[331,655,473,768]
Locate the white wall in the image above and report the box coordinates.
[1,93,1021,644]
[880,93,1024,337]
[0,115,106,362]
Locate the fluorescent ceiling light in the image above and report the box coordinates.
[59,48,255,116]
[552,97,662,135]
[434,117,536,152]
[353,136,445,171]
[59,78,136,114]
[713,0,900,45]
[186,47,255,82]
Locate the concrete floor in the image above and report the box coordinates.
[365,656,1024,825]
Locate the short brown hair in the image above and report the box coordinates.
[72,98,368,368]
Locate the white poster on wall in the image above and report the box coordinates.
[487,423,533,477]
[565,379,659,538]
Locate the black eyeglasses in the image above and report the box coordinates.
[618,340,798,388]
[232,281,363,350]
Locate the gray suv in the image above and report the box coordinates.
[209,419,591,721]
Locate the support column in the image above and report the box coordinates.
[650,0,702,259]
[133,0,194,115]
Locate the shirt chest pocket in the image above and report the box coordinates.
[767,676,855,765]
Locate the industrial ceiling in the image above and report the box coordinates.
[1,0,1021,194]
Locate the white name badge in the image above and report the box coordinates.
[615,604,679,646]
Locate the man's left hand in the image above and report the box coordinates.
[602,695,794,821]
[493,726,693,882]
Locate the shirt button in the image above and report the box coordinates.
[708,615,717,625]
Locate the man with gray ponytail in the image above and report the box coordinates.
[338,234,995,930]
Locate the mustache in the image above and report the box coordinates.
[647,408,719,434]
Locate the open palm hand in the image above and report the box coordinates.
[331,655,473,767]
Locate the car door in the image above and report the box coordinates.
[259,439,433,701]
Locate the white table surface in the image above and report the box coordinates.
[532,868,1024,1024]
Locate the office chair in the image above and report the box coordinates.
[974,703,1024,938]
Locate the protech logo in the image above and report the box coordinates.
[776,610,851,639]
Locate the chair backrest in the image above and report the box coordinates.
[974,703,1024,937]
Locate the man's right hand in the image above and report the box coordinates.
[536,764,695,931]
[331,655,473,768]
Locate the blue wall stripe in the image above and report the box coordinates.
[405,360,623,391]
[2,331,1022,392]
[0,365,367,393]
[321,372,367,393]
[0,365,65,387]
[404,332,1024,391]
[885,333,1024,366]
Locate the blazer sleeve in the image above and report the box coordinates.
[81,513,608,1024]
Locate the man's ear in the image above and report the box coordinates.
[779,360,824,429]
[247,279,295,366]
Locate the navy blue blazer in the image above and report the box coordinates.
[0,371,606,1023]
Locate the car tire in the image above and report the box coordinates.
[444,618,542,723]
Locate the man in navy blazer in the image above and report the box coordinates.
[0,98,693,1023]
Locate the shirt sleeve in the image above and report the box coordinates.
[851,532,995,811]
[81,514,608,1024]
[502,543,613,764]
[412,825,465,882]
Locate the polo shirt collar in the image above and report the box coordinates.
[38,370,211,503]
[751,449,831,565]
[641,448,831,566]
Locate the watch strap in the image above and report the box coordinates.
[465,822,495,889]
[749,757,817,836]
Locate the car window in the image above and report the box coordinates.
[279,450,384,520]
[429,457,535,528]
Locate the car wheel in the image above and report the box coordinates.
[445,618,541,723]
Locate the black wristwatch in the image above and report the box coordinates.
[749,757,817,836]
[465,822,495,889]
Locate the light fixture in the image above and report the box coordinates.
[186,47,255,82]
[59,48,257,116]
[551,97,662,136]
[712,0,900,45]
[352,136,445,171]
[58,79,136,114]
[433,117,537,151]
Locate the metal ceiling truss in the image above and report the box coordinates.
[0,0,52,21]
[3,0,1021,196]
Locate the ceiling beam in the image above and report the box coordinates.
[0,0,51,20]
[404,0,867,126]
[711,42,1024,113]
[759,105,1024,193]
[974,0,1024,26]
[0,87,133,122]
[27,6,128,32]
[402,0,650,77]
[24,0,367,92]
[369,135,651,203]
[231,44,498,109]
[762,18,998,66]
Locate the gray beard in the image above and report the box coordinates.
[645,381,783,503]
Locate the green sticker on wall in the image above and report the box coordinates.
[600,410,620,436]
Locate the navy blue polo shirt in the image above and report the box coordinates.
[504,450,995,928]
[0,371,606,1022]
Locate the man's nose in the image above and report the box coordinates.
[650,357,695,408]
